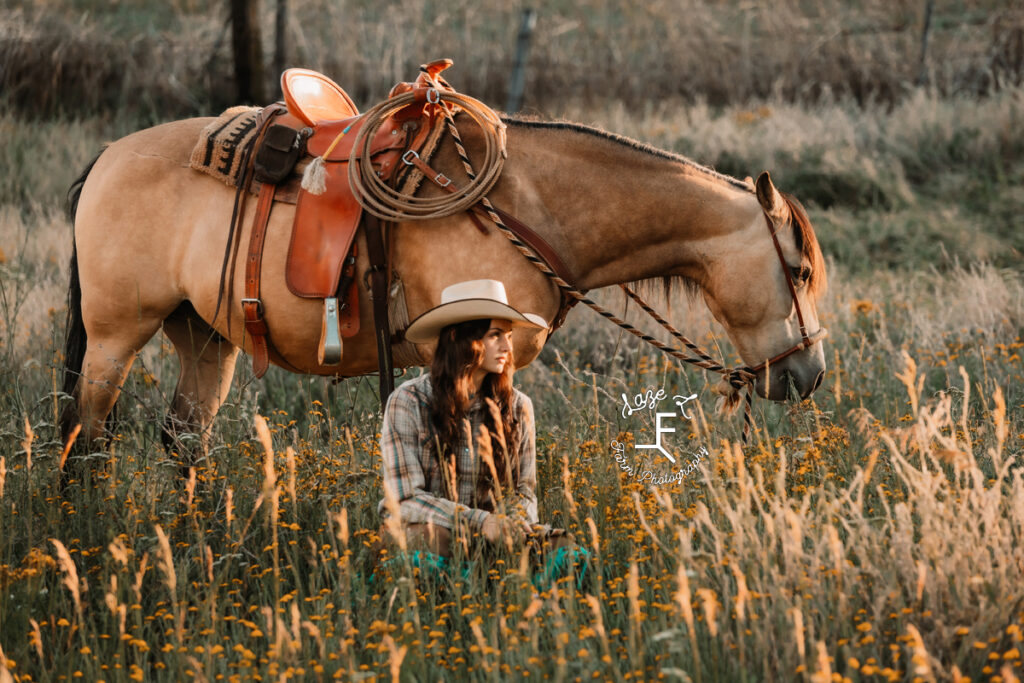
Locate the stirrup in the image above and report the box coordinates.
[317,298,342,365]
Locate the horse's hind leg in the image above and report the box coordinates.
[160,302,239,463]
[75,315,166,444]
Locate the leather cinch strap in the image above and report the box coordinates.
[363,213,395,401]
[243,182,277,378]
[214,102,286,334]
[236,105,309,379]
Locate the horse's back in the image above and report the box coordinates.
[103,117,212,166]
[81,117,219,217]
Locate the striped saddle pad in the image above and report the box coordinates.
[189,106,306,202]
[189,106,261,187]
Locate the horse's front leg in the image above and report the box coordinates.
[161,304,240,467]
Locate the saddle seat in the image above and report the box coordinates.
[281,68,359,126]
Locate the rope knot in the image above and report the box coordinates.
[711,367,755,416]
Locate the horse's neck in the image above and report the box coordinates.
[502,123,761,290]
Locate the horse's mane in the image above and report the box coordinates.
[503,114,827,303]
[502,115,751,192]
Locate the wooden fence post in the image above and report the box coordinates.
[274,0,288,97]
[916,0,934,86]
[231,0,266,103]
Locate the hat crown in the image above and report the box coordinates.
[402,278,547,344]
[439,279,510,306]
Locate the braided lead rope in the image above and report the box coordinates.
[484,211,757,440]
[619,284,732,372]
[617,283,757,439]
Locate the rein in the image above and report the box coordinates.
[351,67,827,441]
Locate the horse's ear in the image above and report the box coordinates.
[755,171,786,220]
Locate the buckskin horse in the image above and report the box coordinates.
[59,66,827,457]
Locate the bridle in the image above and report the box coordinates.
[353,66,828,441]
[749,207,829,375]
[564,208,828,441]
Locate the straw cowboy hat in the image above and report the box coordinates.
[404,279,548,343]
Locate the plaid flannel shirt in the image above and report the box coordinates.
[377,372,538,531]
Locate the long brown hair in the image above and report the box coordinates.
[429,319,521,489]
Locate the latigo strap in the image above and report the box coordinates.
[242,183,277,378]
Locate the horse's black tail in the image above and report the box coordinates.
[59,150,104,442]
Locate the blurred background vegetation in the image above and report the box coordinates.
[3,0,1023,269]
[3,0,1023,118]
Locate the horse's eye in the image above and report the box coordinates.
[790,266,812,284]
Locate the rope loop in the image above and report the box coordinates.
[347,89,506,221]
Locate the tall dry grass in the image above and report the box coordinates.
[0,297,1019,679]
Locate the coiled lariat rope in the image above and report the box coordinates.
[347,89,507,221]
[350,67,760,440]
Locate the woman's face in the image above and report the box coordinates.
[478,319,515,375]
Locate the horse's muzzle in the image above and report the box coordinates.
[755,347,827,401]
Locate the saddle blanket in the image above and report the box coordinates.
[189,104,446,205]
[189,106,259,186]
[189,106,303,202]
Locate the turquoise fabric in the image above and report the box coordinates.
[370,550,469,584]
[370,546,592,590]
[532,546,591,591]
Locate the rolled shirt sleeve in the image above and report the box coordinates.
[508,394,539,525]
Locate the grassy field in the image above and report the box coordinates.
[2,3,1024,682]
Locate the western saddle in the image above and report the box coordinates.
[221,60,462,394]
[222,60,576,404]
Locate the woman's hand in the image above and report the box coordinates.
[482,514,532,543]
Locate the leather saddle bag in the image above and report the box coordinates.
[254,124,310,184]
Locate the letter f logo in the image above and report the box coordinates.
[635,412,676,463]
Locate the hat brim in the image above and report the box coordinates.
[404,298,548,343]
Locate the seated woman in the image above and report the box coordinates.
[375,279,587,587]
